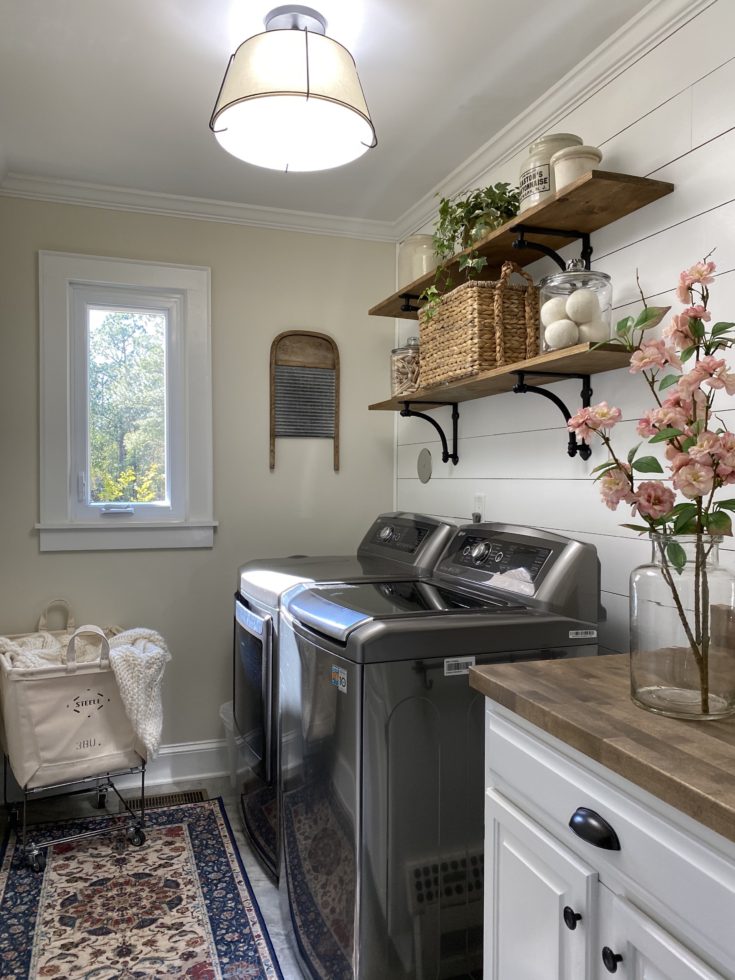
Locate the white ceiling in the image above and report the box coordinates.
[1,0,652,233]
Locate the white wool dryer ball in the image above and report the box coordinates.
[544,319,579,349]
[577,319,610,343]
[566,288,601,324]
[540,296,568,326]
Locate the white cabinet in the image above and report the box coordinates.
[485,788,597,979]
[483,703,735,980]
[597,886,722,980]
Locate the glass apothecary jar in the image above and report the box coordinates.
[391,336,420,397]
[519,133,582,213]
[630,534,735,720]
[539,260,612,351]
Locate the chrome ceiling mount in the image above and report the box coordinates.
[264,5,327,33]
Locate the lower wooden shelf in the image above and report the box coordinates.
[369,343,631,411]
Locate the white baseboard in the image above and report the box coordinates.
[3,738,233,801]
[117,738,232,790]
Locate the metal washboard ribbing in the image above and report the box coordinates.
[270,331,340,471]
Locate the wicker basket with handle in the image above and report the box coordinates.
[418,261,539,387]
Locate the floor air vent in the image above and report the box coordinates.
[122,789,208,810]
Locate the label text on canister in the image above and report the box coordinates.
[520,164,551,202]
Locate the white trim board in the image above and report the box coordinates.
[0,0,714,242]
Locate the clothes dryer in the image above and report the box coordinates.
[233,512,459,879]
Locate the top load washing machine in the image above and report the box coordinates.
[233,512,459,880]
[278,522,601,980]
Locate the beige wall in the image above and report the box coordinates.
[0,196,396,743]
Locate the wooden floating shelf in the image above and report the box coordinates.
[369,344,631,411]
[370,171,674,320]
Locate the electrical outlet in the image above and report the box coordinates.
[472,493,486,522]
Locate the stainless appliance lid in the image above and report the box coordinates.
[286,580,528,644]
[238,512,459,605]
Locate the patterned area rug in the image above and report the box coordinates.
[0,799,283,979]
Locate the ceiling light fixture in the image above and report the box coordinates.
[209,5,377,173]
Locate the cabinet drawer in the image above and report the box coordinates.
[486,706,735,977]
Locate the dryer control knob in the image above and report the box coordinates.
[471,542,490,563]
[379,525,395,542]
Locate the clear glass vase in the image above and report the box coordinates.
[630,534,735,720]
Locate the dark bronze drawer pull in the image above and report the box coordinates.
[569,806,621,850]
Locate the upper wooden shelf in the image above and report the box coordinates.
[370,170,674,320]
[369,343,631,411]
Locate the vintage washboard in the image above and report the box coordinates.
[270,330,340,471]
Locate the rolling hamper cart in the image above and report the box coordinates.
[0,625,147,871]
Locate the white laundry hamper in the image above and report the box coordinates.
[0,625,144,790]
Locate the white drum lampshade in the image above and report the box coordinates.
[209,6,377,172]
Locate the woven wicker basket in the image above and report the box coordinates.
[419,261,539,387]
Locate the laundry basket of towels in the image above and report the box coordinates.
[0,608,170,791]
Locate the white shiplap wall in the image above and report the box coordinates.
[394,0,735,654]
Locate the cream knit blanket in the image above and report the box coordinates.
[0,627,171,759]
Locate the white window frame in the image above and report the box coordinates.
[39,252,216,551]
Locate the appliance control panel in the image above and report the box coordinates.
[367,521,430,554]
[457,535,552,579]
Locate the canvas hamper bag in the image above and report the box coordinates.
[0,625,143,790]
[419,260,540,387]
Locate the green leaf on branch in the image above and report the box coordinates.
[673,504,697,533]
[666,540,687,573]
[715,499,735,512]
[632,456,664,473]
[711,322,735,339]
[648,427,683,443]
[615,316,635,338]
[620,523,655,534]
[690,318,706,339]
[627,442,642,464]
[680,346,697,363]
[658,374,680,392]
[590,460,619,475]
[634,306,670,330]
[707,510,733,536]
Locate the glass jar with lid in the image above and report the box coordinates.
[539,260,612,352]
[391,336,421,397]
[519,133,583,213]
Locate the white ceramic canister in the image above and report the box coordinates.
[397,235,438,288]
[519,133,583,213]
[550,144,603,193]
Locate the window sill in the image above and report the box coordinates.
[36,521,218,552]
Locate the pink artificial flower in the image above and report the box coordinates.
[672,461,715,499]
[629,339,681,374]
[683,304,711,322]
[568,402,622,443]
[676,261,716,302]
[632,481,676,520]
[688,430,721,462]
[663,312,696,350]
[666,449,691,470]
[700,355,735,395]
[716,431,735,471]
[636,409,658,438]
[599,464,635,511]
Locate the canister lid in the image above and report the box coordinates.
[540,268,611,288]
[549,144,602,165]
[528,132,582,152]
[391,336,420,354]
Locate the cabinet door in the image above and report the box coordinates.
[596,886,724,980]
[485,788,598,980]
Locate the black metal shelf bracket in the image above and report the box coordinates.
[511,371,593,460]
[400,401,459,465]
[511,224,593,271]
[399,292,421,313]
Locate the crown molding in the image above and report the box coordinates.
[0,0,715,244]
[0,172,397,242]
[394,0,717,242]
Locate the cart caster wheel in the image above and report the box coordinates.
[28,850,46,873]
[126,827,145,847]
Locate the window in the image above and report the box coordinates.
[39,252,215,551]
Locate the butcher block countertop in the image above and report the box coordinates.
[469,654,735,844]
